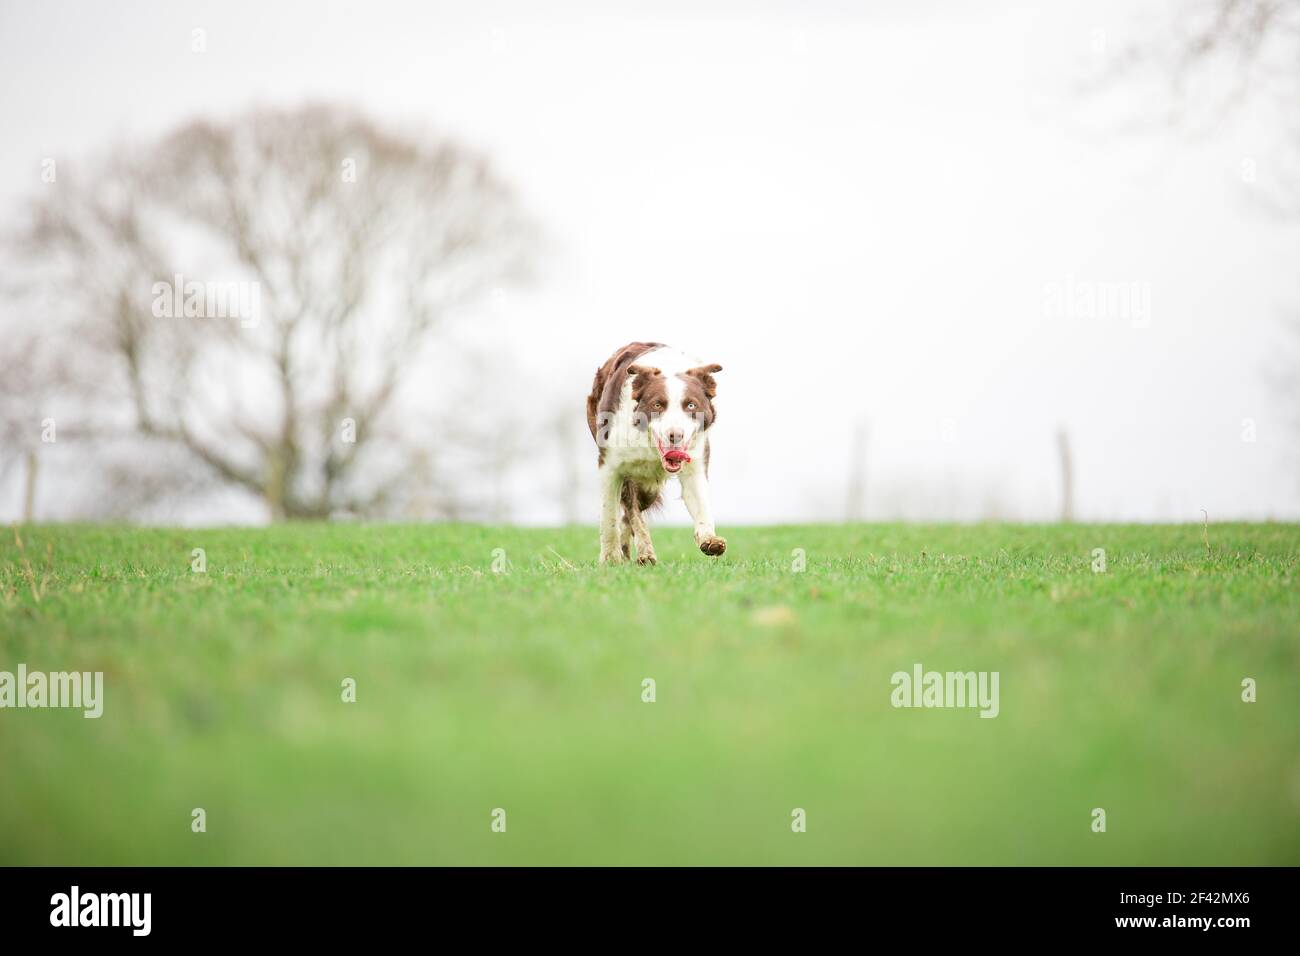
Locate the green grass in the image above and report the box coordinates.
[1,522,1297,865]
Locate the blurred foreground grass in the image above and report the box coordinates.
[1,522,1297,865]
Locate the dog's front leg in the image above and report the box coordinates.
[599,469,626,563]
[680,464,726,556]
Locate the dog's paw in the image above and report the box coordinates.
[698,535,727,557]
[599,550,626,565]
[637,552,658,566]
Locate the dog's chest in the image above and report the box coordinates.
[614,450,668,487]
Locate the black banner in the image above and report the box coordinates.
[0,866,1289,942]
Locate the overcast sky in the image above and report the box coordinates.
[2,0,1297,524]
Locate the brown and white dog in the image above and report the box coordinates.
[586,342,726,564]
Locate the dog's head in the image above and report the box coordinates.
[626,362,722,473]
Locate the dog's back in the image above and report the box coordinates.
[586,341,663,450]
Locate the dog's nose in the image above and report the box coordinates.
[667,428,684,447]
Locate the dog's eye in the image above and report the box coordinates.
[653,401,664,411]
[686,401,697,411]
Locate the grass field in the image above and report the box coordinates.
[1,522,1297,865]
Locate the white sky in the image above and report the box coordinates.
[1,0,1297,524]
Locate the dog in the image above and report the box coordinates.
[586,342,726,564]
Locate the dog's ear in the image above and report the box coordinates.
[684,364,723,398]
[626,364,662,401]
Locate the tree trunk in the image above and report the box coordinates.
[265,451,287,521]
[22,450,37,523]
[1057,428,1075,523]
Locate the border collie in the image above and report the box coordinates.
[586,342,726,564]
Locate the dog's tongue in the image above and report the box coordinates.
[663,448,691,464]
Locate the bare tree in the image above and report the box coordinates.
[1089,1,1300,470]
[0,334,46,522]
[3,104,534,520]
[1085,0,1300,212]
